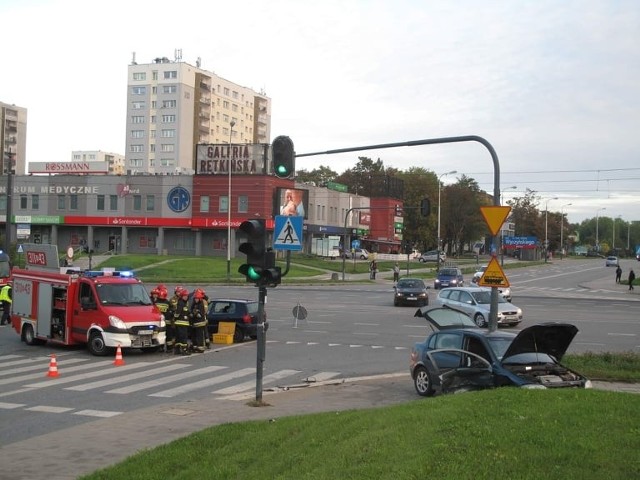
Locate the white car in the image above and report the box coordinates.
[435,286,522,328]
[605,256,619,267]
[418,250,446,263]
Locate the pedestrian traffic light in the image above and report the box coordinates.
[420,198,431,217]
[272,135,295,179]
[238,219,267,284]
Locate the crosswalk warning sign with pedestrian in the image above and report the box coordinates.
[273,215,303,251]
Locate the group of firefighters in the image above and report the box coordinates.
[149,284,210,355]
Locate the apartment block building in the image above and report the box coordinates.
[0,102,28,175]
[125,53,271,175]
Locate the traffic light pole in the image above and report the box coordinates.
[255,285,267,403]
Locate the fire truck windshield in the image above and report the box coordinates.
[96,283,152,306]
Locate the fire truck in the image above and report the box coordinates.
[11,243,165,355]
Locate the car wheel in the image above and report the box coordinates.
[88,331,110,356]
[233,327,245,344]
[413,366,434,397]
[474,313,487,328]
[419,258,425,263]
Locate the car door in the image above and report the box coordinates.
[428,332,464,391]
[455,290,476,317]
[455,334,495,390]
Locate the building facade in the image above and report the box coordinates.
[125,54,271,175]
[0,102,27,175]
[71,151,126,175]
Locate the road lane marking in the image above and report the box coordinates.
[65,363,190,391]
[150,367,255,398]
[108,365,227,394]
[212,369,300,395]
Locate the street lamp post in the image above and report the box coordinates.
[437,170,456,271]
[226,120,236,281]
[560,203,572,259]
[500,186,517,266]
[596,207,606,251]
[544,196,558,263]
[613,215,621,251]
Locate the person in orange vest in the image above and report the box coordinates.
[173,288,192,355]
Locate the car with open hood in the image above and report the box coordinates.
[409,305,591,396]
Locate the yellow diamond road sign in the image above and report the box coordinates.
[478,257,510,288]
[480,206,512,236]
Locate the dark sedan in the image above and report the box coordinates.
[206,298,267,343]
[409,306,591,396]
[394,278,429,307]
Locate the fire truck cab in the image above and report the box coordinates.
[11,243,165,356]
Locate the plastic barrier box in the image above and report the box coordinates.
[212,322,236,344]
[212,333,233,344]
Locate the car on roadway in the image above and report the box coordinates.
[471,265,512,301]
[409,305,592,397]
[433,286,522,327]
[393,278,429,307]
[434,266,464,289]
[206,298,267,343]
[605,256,619,267]
[418,250,446,263]
[341,248,370,260]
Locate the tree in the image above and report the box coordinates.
[295,165,339,186]
[397,168,438,251]
[508,189,542,238]
[442,175,488,255]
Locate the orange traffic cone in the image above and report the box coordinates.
[46,354,60,378]
[113,344,125,366]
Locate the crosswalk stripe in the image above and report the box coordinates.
[24,362,154,388]
[74,409,122,418]
[108,365,228,395]
[213,369,300,395]
[303,372,341,383]
[26,405,74,413]
[0,357,90,377]
[65,363,191,391]
[149,367,254,398]
[0,401,26,409]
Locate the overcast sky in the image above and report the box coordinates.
[2,0,639,224]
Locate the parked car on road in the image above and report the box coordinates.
[605,256,619,267]
[206,298,267,343]
[393,278,429,307]
[419,250,446,263]
[341,248,370,260]
[409,305,592,397]
[434,286,522,327]
[434,267,464,289]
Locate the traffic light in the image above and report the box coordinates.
[262,249,282,287]
[272,135,295,178]
[238,219,267,284]
[420,198,431,217]
[403,240,412,255]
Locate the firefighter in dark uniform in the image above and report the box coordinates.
[190,289,208,353]
[153,285,171,351]
[165,286,183,353]
[173,288,192,355]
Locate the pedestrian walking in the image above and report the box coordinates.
[615,265,622,284]
[629,269,636,291]
[369,260,378,280]
[393,263,400,283]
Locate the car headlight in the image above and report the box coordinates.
[108,315,127,329]
[435,279,441,283]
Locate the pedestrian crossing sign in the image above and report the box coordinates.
[273,215,303,251]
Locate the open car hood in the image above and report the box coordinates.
[502,323,578,361]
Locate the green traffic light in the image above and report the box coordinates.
[247,265,261,281]
[275,164,290,176]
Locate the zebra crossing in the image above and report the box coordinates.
[0,352,343,418]
[513,285,636,300]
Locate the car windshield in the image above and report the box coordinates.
[398,280,424,289]
[246,302,259,314]
[486,336,515,359]
[96,283,152,306]
[440,269,458,276]
[471,291,508,304]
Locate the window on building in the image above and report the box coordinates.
[161,129,175,138]
[132,86,146,95]
[162,100,176,108]
[132,101,145,109]
[31,194,39,210]
[151,100,157,109]
[133,72,146,81]
[161,115,176,123]
[200,195,210,213]
[152,71,158,80]
[150,144,155,153]
[220,196,229,213]
[164,71,177,79]
[130,145,143,153]
[133,194,142,211]
[131,116,145,124]
[152,86,157,94]
[97,195,105,211]
[57,195,65,210]
[151,116,156,123]
[224,87,230,96]
[232,91,238,99]
[163,85,177,94]
[160,158,174,167]
[146,195,155,211]
[109,195,118,211]
[238,195,248,213]
[131,130,144,138]
[161,144,174,152]
[70,195,78,210]
[150,130,156,138]
[20,194,27,209]
[223,100,229,109]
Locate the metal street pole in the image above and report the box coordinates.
[544,196,557,263]
[437,170,456,272]
[226,120,236,281]
[596,207,606,251]
[4,148,13,254]
[560,203,572,259]
[500,186,517,266]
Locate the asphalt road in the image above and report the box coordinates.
[1,258,638,446]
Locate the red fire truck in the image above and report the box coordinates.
[11,243,165,355]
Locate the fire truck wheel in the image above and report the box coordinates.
[23,324,37,345]
[88,331,109,356]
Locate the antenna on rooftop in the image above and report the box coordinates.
[131,52,137,65]
[175,48,182,62]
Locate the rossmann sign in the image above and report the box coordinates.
[195,144,269,175]
[29,162,109,174]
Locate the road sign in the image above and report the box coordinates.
[273,215,303,251]
[478,256,510,288]
[480,206,511,236]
